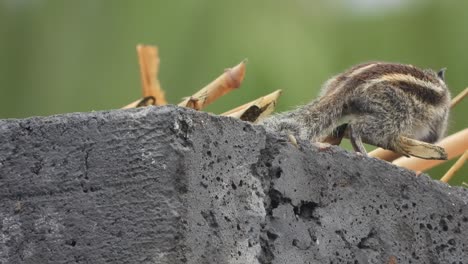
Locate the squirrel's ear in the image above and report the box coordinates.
[437,68,447,81]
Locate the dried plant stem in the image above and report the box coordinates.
[136,45,166,105]
[368,149,402,161]
[369,87,468,162]
[392,128,468,172]
[440,150,467,183]
[122,98,144,109]
[178,60,246,110]
[450,87,468,108]
[222,90,282,123]
[122,96,156,109]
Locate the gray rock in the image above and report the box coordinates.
[0,106,466,264]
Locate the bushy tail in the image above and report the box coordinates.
[260,96,345,141]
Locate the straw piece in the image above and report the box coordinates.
[122,99,141,109]
[221,90,282,123]
[136,45,167,105]
[368,148,402,161]
[178,60,247,110]
[392,128,468,172]
[450,87,468,108]
[122,96,156,109]
[440,150,467,183]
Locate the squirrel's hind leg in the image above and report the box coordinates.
[348,125,367,154]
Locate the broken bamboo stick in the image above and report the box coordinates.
[178,60,246,110]
[440,150,467,183]
[222,90,282,123]
[136,45,166,105]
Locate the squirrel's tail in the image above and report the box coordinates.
[260,96,345,141]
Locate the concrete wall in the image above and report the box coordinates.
[0,106,466,263]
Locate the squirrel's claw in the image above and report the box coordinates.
[349,125,368,155]
[287,134,299,148]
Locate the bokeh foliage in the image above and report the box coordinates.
[0,0,466,185]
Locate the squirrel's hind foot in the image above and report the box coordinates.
[392,136,448,160]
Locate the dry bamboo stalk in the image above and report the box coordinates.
[368,148,402,161]
[451,87,468,108]
[392,128,468,172]
[178,60,247,110]
[122,96,156,109]
[369,87,468,162]
[222,90,282,123]
[122,99,143,109]
[440,150,467,183]
[136,45,167,105]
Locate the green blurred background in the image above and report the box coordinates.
[0,0,466,185]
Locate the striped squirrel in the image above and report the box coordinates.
[260,62,451,160]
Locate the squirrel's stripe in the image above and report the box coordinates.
[353,63,440,84]
[339,63,446,105]
[347,63,379,78]
[379,74,445,93]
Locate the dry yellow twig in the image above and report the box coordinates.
[136,45,166,105]
[440,150,467,183]
[368,148,402,161]
[222,90,282,123]
[450,87,468,108]
[122,99,142,109]
[178,60,247,110]
[122,96,156,109]
[392,128,468,172]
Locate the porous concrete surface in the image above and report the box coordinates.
[0,105,466,264]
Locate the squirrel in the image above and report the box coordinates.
[260,62,451,160]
